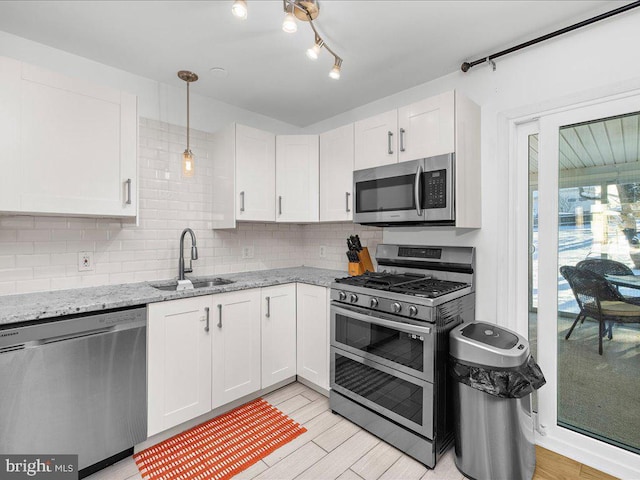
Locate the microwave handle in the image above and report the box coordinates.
[414,164,423,217]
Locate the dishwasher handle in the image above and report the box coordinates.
[0,306,147,350]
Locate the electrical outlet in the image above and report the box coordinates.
[242,246,254,259]
[78,251,94,271]
[319,245,327,258]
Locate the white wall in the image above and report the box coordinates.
[0,30,303,135]
[303,9,640,325]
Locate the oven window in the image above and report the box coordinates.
[334,353,423,425]
[355,174,417,213]
[334,314,424,372]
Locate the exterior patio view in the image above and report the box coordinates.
[528,114,640,455]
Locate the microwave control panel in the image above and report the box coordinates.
[423,169,447,209]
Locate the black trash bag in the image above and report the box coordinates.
[449,355,546,399]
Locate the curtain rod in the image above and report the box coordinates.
[461,1,640,73]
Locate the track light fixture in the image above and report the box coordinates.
[232,0,344,79]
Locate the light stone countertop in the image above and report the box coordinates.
[0,267,347,326]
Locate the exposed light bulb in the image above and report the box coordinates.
[182,150,195,177]
[329,62,341,80]
[282,12,297,33]
[306,39,324,60]
[231,0,247,19]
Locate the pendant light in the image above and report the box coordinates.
[177,70,198,178]
[231,0,247,19]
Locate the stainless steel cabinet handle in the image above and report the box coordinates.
[399,128,406,152]
[279,196,283,215]
[217,304,222,328]
[240,191,245,212]
[387,131,394,155]
[204,307,210,332]
[125,178,132,205]
[346,192,351,213]
[265,296,271,318]
[414,164,423,217]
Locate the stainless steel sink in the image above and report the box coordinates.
[151,278,234,291]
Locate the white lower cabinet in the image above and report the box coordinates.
[147,296,212,437]
[261,284,297,389]
[296,284,329,390]
[147,283,329,437]
[211,289,262,409]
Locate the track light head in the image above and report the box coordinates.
[282,11,297,33]
[232,0,247,19]
[306,38,324,60]
[329,58,342,79]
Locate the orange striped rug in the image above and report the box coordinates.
[134,398,306,480]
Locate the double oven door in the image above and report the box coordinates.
[330,303,435,438]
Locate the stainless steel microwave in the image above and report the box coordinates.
[353,153,455,226]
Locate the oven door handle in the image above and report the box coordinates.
[332,304,432,336]
[414,163,423,217]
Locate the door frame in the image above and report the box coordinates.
[502,89,640,479]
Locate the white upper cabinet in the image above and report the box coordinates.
[261,284,297,389]
[0,56,137,218]
[236,124,276,222]
[354,109,398,170]
[211,289,262,409]
[397,91,455,162]
[275,135,319,223]
[212,123,276,228]
[354,91,477,170]
[147,296,212,437]
[320,124,354,222]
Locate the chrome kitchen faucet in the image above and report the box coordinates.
[178,228,198,286]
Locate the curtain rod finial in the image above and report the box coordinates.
[461,62,471,72]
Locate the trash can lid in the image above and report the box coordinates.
[449,321,529,368]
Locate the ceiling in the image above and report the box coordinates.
[0,1,629,127]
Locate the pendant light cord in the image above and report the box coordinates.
[186,80,190,151]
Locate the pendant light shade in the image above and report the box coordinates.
[177,70,198,178]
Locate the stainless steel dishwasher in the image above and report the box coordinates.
[0,306,147,478]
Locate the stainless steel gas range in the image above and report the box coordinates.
[329,244,475,468]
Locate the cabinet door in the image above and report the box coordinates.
[398,91,455,162]
[320,124,354,222]
[212,289,261,408]
[296,284,329,390]
[236,124,276,222]
[354,109,398,169]
[0,57,21,212]
[2,59,137,218]
[147,296,212,437]
[261,284,297,388]
[276,135,319,222]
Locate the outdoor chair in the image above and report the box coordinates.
[576,258,634,276]
[559,265,640,355]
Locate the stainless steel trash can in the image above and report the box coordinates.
[449,322,537,480]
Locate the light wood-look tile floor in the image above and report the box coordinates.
[85,382,618,480]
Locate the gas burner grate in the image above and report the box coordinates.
[389,279,469,298]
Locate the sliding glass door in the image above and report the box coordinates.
[524,93,640,474]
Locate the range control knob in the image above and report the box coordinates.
[408,305,419,317]
[350,294,359,303]
[391,302,402,313]
[370,298,379,308]
[338,291,347,301]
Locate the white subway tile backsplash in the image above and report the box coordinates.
[0,118,382,295]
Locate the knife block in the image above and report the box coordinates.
[358,247,375,273]
[348,262,365,276]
